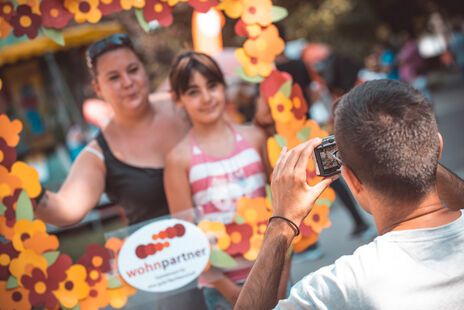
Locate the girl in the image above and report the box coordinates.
[164,51,289,309]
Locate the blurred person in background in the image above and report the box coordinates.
[449,22,464,81]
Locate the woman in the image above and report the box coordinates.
[164,51,289,310]
[35,34,190,226]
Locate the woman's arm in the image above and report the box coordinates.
[35,142,106,227]
[164,142,194,221]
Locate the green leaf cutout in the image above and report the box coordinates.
[265,184,272,206]
[107,274,123,289]
[278,80,292,98]
[61,303,80,310]
[135,9,150,33]
[271,6,288,23]
[297,127,311,142]
[41,27,65,46]
[0,202,6,216]
[235,67,265,83]
[235,214,245,225]
[7,276,18,289]
[274,134,287,148]
[210,248,237,268]
[16,190,33,221]
[43,251,60,266]
[316,199,333,207]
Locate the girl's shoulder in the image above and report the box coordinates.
[165,133,191,168]
[233,123,266,148]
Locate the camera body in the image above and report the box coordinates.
[312,135,342,177]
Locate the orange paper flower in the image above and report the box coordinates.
[267,136,281,168]
[292,230,319,253]
[79,274,110,310]
[12,219,46,252]
[217,0,244,19]
[64,0,102,23]
[268,92,294,124]
[236,196,272,225]
[108,278,136,309]
[0,280,30,310]
[0,216,15,240]
[10,249,48,286]
[235,47,272,78]
[0,166,22,202]
[55,264,90,309]
[0,17,12,39]
[241,0,272,26]
[23,231,59,255]
[0,114,23,147]
[198,220,231,250]
[302,204,331,234]
[242,233,263,261]
[10,161,41,198]
[244,24,284,63]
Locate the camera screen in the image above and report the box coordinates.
[319,144,340,171]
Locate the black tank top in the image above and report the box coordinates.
[96,132,169,225]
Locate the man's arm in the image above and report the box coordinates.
[235,138,334,310]
[437,163,464,211]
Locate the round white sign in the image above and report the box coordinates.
[118,219,210,292]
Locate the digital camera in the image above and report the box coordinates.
[312,135,342,177]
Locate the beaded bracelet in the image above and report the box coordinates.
[269,216,300,237]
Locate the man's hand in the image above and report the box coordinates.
[271,138,336,226]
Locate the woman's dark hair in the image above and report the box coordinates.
[169,51,225,99]
[85,33,140,80]
[334,79,440,203]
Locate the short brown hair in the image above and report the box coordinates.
[169,51,225,99]
[334,79,440,202]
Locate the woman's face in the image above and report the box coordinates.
[176,70,226,125]
[92,48,149,115]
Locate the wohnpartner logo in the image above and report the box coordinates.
[135,223,186,259]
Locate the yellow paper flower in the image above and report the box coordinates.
[267,137,281,168]
[12,219,46,252]
[217,0,243,19]
[55,264,90,309]
[242,233,263,261]
[241,0,272,26]
[9,249,48,285]
[302,204,331,234]
[292,231,319,253]
[244,24,284,63]
[268,92,294,124]
[64,0,102,23]
[235,48,272,78]
[198,220,231,250]
[108,278,137,309]
[10,161,41,198]
[120,0,145,10]
[0,114,23,147]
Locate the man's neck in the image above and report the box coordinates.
[373,190,461,235]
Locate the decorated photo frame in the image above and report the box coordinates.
[0,1,336,309]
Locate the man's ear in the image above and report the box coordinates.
[437,132,443,160]
[341,165,362,194]
[92,80,103,99]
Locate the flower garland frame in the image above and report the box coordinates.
[0,0,336,308]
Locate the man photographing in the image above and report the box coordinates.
[235,79,464,310]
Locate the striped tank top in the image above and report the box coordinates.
[189,125,266,284]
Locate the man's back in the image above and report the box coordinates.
[277,211,464,310]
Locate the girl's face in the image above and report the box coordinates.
[176,70,226,125]
[92,48,149,115]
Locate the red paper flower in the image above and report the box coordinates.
[143,0,173,26]
[77,244,112,274]
[3,189,22,227]
[0,2,15,21]
[40,0,73,29]
[225,222,253,256]
[21,268,59,308]
[188,0,218,13]
[98,0,123,16]
[0,241,19,281]
[234,18,247,37]
[9,4,41,39]
[47,253,73,283]
[260,70,292,101]
[0,138,17,170]
[290,83,308,120]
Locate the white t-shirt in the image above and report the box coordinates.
[276,211,464,310]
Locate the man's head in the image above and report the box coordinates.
[334,79,441,206]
